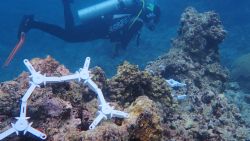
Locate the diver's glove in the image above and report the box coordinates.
[17,15,34,39]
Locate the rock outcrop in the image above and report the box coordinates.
[146,7,249,140]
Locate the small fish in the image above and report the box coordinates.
[3,32,26,67]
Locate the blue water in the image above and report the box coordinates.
[0,0,250,81]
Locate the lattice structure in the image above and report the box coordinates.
[0,57,128,140]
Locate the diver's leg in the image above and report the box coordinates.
[31,21,71,41]
[17,15,98,42]
[17,0,75,37]
[17,15,34,38]
[30,21,99,42]
[120,20,143,48]
[17,15,78,42]
[62,0,75,30]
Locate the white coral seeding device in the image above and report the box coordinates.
[0,57,128,140]
[166,79,186,88]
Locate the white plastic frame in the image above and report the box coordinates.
[0,57,128,140]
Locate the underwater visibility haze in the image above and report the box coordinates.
[0,0,250,140]
[0,0,249,80]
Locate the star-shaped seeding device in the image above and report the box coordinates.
[0,57,128,140]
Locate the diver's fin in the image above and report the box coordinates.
[3,32,26,67]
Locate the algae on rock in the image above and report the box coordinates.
[107,61,172,107]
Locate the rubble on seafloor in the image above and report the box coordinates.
[146,7,250,140]
[0,7,249,141]
[225,82,250,128]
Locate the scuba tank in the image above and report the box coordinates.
[77,0,136,22]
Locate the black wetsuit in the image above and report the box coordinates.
[29,1,144,48]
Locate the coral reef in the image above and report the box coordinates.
[30,55,70,76]
[225,82,250,127]
[0,56,172,141]
[126,96,163,141]
[0,7,249,141]
[63,96,163,141]
[107,61,172,107]
[146,7,249,140]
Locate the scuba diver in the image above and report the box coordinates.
[4,0,160,66]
